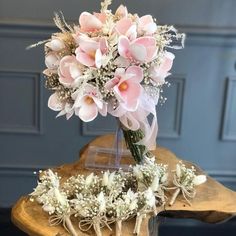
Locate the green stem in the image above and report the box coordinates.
[121,126,152,164]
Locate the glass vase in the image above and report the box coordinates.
[85,119,152,170]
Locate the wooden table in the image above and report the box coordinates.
[12,135,236,235]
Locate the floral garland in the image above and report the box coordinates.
[30,0,185,163]
[30,159,206,236]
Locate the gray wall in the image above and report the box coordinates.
[0,0,236,221]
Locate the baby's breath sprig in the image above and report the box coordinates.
[169,162,207,206]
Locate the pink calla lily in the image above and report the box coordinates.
[118,36,158,63]
[75,36,108,68]
[149,51,175,84]
[79,12,103,32]
[105,66,143,111]
[58,55,82,87]
[138,15,157,35]
[73,84,107,122]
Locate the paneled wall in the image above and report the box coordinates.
[0,0,236,233]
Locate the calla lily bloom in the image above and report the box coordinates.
[75,36,108,68]
[46,37,65,51]
[148,51,175,85]
[105,66,143,111]
[45,52,60,69]
[48,93,74,120]
[138,15,157,35]
[73,84,107,122]
[115,18,137,40]
[115,5,128,18]
[79,12,103,32]
[59,55,82,87]
[118,36,158,63]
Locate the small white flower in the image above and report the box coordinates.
[144,188,156,207]
[42,204,55,214]
[97,192,106,212]
[107,172,115,189]
[150,175,159,192]
[46,38,65,51]
[176,164,181,178]
[47,169,60,188]
[102,171,109,186]
[85,173,94,186]
[193,175,207,186]
[54,188,67,206]
[133,166,143,179]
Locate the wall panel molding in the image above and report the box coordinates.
[2,20,236,38]
[0,70,43,135]
[82,116,115,136]
[158,77,185,139]
[221,77,236,141]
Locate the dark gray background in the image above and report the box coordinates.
[0,0,236,235]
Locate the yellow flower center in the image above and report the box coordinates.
[118,82,128,91]
[85,96,94,105]
[88,50,96,59]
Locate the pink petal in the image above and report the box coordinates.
[139,15,154,26]
[115,18,133,35]
[75,48,95,67]
[78,103,98,122]
[105,77,120,90]
[95,49,102,68]
[139,15,157,34]
[114,80,142,111]
[93,12,107,23]
[78,36,99,53]
[129,43,147,62]
[99,103,107,116]
[133,37,157,61]
[83,84,98,95]
[121,81,142,102]
[92,96,103,110]
[160,51,175,72]
[126,66,143,83]
[99,38,108,54]
[59,56,74,78]
[45,53,60,69]
[126,25,137,40]
[69,64,82,79]
[59,75,74,85]
[114,56,130,67]
[79,12,102,32]
[118,36,130,58]
[48,93,64,111]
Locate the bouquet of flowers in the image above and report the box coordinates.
[35,0,185,162]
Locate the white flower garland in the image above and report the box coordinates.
[30,159,206,236]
